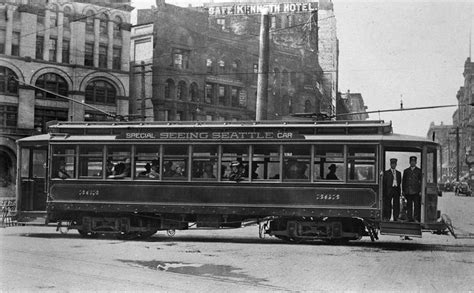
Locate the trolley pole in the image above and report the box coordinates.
[256,9,270,121]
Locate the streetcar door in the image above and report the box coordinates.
[423,146,439,224]
[380,150,422,237]
[18,146,48,212]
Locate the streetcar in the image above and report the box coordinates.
[15,120,448,241]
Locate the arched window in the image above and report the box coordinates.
[177,81,187,100]
[282,69,289,86]
[49,4,59,28]
[99,13,108,36]
[85,80,116,104]
[63,6,73,30]
[0,67,19,95]
[85,10,94,33]
[273,68,280,86]
[231,60,240,78]
[218,60,225,74]
[305,100,312,113]
[290,72,297,85]
[281,95,290,116]
[189,82,199,102]
[113,16,122,39]
[35,73,68,99]
[13,8,21,23]
[206,59,213,74]
[164,79,175,100]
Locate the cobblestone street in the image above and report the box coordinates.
[1,192,473,291]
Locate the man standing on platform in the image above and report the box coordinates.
[402,156,422,222]
[383,158,401,221]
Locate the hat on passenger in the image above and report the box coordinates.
[231,161,241,167]
[390,158,397,163]
[409,156,417,161]
[328,164,337,170]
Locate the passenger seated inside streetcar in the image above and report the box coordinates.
[138,163,151,177]
[284,159,308,180]
[173,165,185,177]
[148,160,160,179]
[251,163,259,179]
[229,161,245,181]
[163,161,175,177]
[326,164,339,180]
[201,163,216,179]
[55,159,71,179]
[108,158,131,178]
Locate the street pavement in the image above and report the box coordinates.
[1,192,473,292]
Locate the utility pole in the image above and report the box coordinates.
[141,61,146,121]
[456,126,460,181]
[255,9,270,121]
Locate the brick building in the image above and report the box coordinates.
[0,0,132,197]
[453,57,474,179]
[426,122,453,182]
[131,0,337,122]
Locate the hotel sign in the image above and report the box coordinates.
[208,2,318,16]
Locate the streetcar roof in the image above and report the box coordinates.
[47,120,392,130]
[47,120,394,137]
[43,132,436,145]
[16,134,51,143]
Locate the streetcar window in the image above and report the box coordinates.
[192,145,218,180]
[162,145,188,180]
[221,145,249,181]
[107,145,132,179]
[52,145,75,179]
[253,145,280,180]
[427,149,436,184]
[313,145,344,181]
[347,146,376,182]
[32,149,47,178]
[79,145,103,178]
[283,145,310,181]
[135,145,160,179]
[20,148,30,178]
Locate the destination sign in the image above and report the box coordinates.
[118,131,303,140]
[208,2,318,16]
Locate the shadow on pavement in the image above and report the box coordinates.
[13,230,474,252]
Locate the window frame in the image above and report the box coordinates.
[85,80,117,105]
[34,73,68,100]
[48,142,379,184]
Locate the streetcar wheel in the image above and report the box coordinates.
[323,238,350,245]
[275,235,305,244]
[77,230,98,238]
[137,230,158,239]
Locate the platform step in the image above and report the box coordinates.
[16,211,47,226]
[380,221,422,237]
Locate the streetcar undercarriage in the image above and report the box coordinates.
[51,212,379,242]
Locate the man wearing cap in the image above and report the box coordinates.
[229,161,244,181]
[402,156,422,222]
[383,158,402,221]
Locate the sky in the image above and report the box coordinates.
[131,0,474,137]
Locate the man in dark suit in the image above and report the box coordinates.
[383,158,402,221]
[402,156,422,222]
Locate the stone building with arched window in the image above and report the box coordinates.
[0,0,133,198]
[132,0,333,122]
